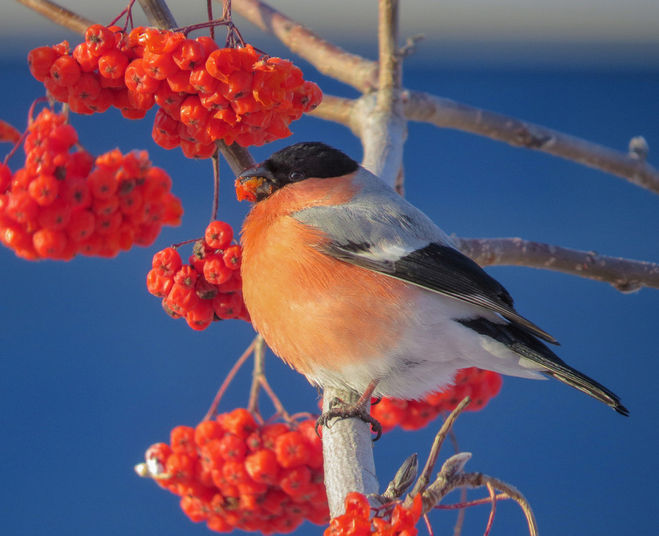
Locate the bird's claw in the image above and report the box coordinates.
[315,398,383,441]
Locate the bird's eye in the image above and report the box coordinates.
[289,171,305,182]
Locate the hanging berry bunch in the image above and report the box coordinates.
[147,220,250,330]
[0,107,182,260]
[137,408,329,533]
[325,492,423,536]
[27,21,322,159]
[372,368,503,432]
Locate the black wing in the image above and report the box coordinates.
[324,241,558,344]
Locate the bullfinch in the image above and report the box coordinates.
[235,141,628,417]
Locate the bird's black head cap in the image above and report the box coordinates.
[264,142,358,184]
[237,142,359,202]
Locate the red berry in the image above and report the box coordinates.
[204,220,233,249]
[152,247,182,277]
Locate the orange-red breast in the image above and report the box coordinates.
[236,142,628,416]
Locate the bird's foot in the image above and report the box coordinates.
[315,397,382,440]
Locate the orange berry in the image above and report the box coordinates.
[66,209,95,242]
[142,49,178,80]
[72,42,98,72]
[152,247,182,277]
[222,408,257,439]
[50,55,81,87]
[98,49,129,79]
[203,254,232,285]
[245,449,280,484]
[124,59,160,93]
[84,24,116,56]
[170,425,197,456]
[33,228,68,258]
[146,268,174,297]
[204,220,233,249]
[212,292,243,320]
[28,174,59,206]
[275,431,311,468]
[28,46,59,81]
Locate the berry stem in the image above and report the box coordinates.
[203,336,257,421]
[247,335,265,420]
[171,237,202,248]
[422,513,435,536]
[210,150,220,222]
[446,419,468,535]
[434,493,510,511]
[258,373,293,423]
[109,0,137,28]
[248,337,294,424]
[2,130,28,167]
[174,18,233,37]
[3,96,48,165]
[206,0,215,40]
[483,482,497,536]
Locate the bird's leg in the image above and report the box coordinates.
[316,380,383,440]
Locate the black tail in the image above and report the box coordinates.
[457,317,629,416]
[543,368,629,416]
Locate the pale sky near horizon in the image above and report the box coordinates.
[3,0,659,50]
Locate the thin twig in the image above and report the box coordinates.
[449,473,538,536]
[210,152,220,222]
[422,513,435,536]
[455,236,659,292]
[202,336,257,421]
[206,0,215,39]
[436,493,511,510]
[247,334,265,418]
[448,426,467,536]
[258,372,293,423]
[483,482,497,536]
[16,0,93,34]
[452,486,468,536]
[408,397,471,502]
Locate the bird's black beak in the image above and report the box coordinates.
[235,165,277,202]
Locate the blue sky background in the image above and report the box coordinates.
[0,4,658,536]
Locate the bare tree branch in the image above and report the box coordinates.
[404,91,659,195]
[16,0,93,34]
[138,0,177,28]
[309,95,359,131]
[216,141,256,175]
[230,0,378,92]
[455,236,659,292]
[360,1,406,187]
[321,388,379,517]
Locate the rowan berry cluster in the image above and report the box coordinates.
[372,368,503,432]
[0,108,181,260]
[28,24,322,158]
[139,408,329,533]
[146,220,249,330]
[325,492,423,536]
